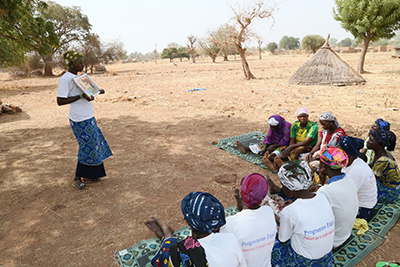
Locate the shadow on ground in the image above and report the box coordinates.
[0,114,272,267]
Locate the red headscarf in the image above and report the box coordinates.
[241,173,269,208]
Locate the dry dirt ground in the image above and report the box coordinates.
[1,52,400,267]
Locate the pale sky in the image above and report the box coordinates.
[53,0,353,54]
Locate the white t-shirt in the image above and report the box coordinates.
[198,233,247,267]
[318,175,358,247]
[342,158,377,209]
[279,193,334,260]
[57,72,94,122]
[220,206,277,267]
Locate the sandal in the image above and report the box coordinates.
[73,181,87,190]
[376,262,400,267]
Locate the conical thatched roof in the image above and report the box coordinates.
[288,35,366,86]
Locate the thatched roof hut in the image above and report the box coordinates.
[288,35,366,86]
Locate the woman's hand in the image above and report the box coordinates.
[82,94,95,101]
[281,146,292,158]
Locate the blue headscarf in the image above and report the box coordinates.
[181,192,226,233]
[370,130,396,151]
[375,118,390,131]
[339,136,364,157]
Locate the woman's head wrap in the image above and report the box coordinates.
[241,173,269,208]
[267,117,279,126]
[370,130,397,151]
[320,146,348,169]
[63,50,83,71]
[278,160,313,191]
[181,192,226,233]
[319,111,340,128]
[338,136,364,157]
[375,118,391,131]
[297,107,308,116]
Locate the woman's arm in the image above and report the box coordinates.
[57,94,94,106]
[307,134,322,161]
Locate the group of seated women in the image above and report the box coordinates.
[238,107,400,205]
[144,107,399,267]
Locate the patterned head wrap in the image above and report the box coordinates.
[181,192,226,233]
[267,117,279,126]
[338,136,364,157]
[375,118,391,131]
[319,111,340,128]
[63,50,83,71]
[370,130,397,151]
[241,173,269,208]
[278,160,313,191]
[320,146,348,169]
[297,107,308,116]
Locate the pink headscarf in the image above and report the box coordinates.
[297,107,308,116]
[241,173,269,208]
[320,146,348,169]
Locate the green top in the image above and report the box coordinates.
[290,120,318,147]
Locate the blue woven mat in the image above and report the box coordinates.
[211,131,277,173]
[116,199,400,267]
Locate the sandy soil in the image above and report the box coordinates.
[1,52,399,267]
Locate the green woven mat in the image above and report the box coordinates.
[116,206,238,267]
[116,199,400,267]
[211,131,277,173]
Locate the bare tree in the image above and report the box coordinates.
[154,44,157,65]
[229,0,277,79]
[255,35,264,60]
[187,35,197,63]
[198,34,221,63]
[214,24,238,61]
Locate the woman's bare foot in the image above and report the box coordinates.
[274,156,284,169]
[266,174,281,194]
[153,216,174,239]
[234,188,243,211]
[263,152,276,171]
[144,220,164,239]
[236,141,248,154]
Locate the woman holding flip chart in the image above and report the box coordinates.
[57,50,113,190]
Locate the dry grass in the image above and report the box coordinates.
[0,51,400,267]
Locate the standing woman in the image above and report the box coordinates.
[367,130,400,203]
[57,51,113,189]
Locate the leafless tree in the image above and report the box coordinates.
[198,34,221,63]
[187,35,197,63]
[229,0,277,79]
[214,24,238,61]
[255,35,264,60]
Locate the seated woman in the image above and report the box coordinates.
[306,111,346,171]
[236,115,291,157]
[367,130,400,204]
[145,191,247,267]
[263,107,318,171]
[339,136,377,220]
[360,118,392,164]
[315,147,358,249]
[271,161,335,267]
[220,173,277,267]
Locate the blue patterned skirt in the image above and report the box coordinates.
[377,180,400,204]
[271,239,333,267]
[70,117,113,166]
[151,237,178,267]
